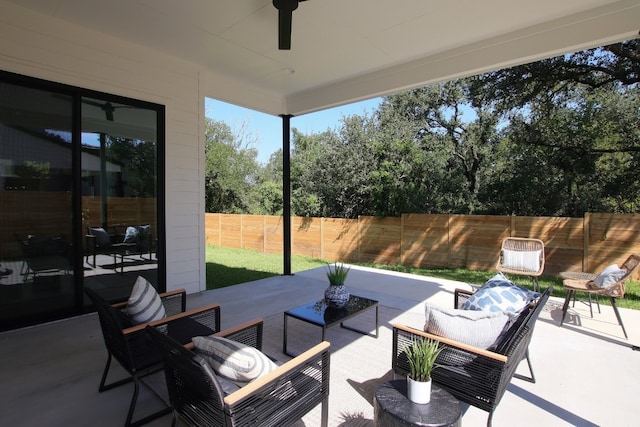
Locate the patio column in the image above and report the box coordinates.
[281,114,293,275]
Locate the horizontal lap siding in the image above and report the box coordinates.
[2,3,205,292]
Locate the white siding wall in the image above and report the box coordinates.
[0,1,206,293]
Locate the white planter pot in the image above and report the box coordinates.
[407,376,432,404]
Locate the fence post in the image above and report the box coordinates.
[320,217,324,260]
[217,213,221,246]
[584,212,590,272]
[263,215,266,253]
[357,216,361,262]
[447,214,451,268]
[400,214,405,265]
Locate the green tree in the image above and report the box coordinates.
[204,118,261,213]
[106,136,156,197]
[377,80,500,214]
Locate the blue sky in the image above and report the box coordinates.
[205,97,381,164]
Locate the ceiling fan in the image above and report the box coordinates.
[272,0,307,50]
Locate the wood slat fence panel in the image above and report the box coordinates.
[205,212,640,277]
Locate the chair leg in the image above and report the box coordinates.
[98,352,132,392]
[560,291,573,326]
[610,297,628,340]
[487,410,494,427]
[125,374,172,427]
[320,395,329,427]
[513,348,536,383]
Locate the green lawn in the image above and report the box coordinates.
[205,245,327,289]
[206,246,640,310]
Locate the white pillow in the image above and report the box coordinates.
[593,264,627,288]
[126,276,166,324]
[424,303,513,349]
[192,336,278,387]
[502,249,541,272]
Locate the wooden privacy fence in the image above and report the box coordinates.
[205,213,640,277]
[0,193,156,258]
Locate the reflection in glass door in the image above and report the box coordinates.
[0,82,75,328]
[0,71,163,331]
[81,97,159,303]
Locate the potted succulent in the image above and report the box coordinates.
[405,338,442,404]
[324,262,350,308]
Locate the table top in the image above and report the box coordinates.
[375,380,461,427]
[284,294,378,328]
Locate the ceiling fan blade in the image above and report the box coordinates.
[278,9,293,50]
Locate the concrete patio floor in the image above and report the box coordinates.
[1,265,639,426]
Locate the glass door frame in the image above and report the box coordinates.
[0,70,165,329]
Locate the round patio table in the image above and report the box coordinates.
[374,380,462,427]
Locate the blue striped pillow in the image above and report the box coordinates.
[126,276,166,324]
[192,336,277,387]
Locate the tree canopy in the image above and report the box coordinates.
[205,39,640,218]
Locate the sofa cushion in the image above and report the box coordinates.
[123,226,140,243]
[192,335,278,387]
[461,273,539,313]
[126,276,166,324]
[424,303,513,349]
[89,227,111,247]
[593,264,627,288]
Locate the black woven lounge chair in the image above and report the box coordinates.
[84,286,221,427]
[146,318,331,427]
[392,286,552,427]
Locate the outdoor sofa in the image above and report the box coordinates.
[393,285,552,426]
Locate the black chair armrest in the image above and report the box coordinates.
[121,303,221,371]
[159,289,187,315]
[111,288,186,316]
[215,318,264,350]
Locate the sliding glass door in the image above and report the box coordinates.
[0,82,75,328]
[0,72,164,331]
[81,97,159,301]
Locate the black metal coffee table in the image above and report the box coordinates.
[283,294,379,356]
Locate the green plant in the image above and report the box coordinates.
[406,338,442,382]
[325,262,350,286]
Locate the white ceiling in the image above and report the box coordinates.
[7,0,640,116]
